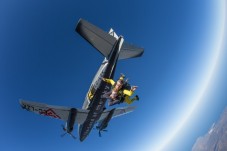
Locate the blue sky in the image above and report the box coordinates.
[1,0,226,151]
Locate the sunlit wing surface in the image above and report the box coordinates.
[20,100,89,124]
[75,109,89,124]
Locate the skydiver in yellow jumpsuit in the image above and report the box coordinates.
[102,74,139,106]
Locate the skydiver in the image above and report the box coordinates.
[108,86,139,106]
[102,74,139,106]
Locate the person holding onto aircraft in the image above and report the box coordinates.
[103,74,124,100]
[102,74,139,106]
[109,85,139,106]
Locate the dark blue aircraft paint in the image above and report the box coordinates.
[79,37,124,141]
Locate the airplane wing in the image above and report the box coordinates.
[19,100,89,124]
[98,106,136,122]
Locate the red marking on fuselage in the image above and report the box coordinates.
[40,108,61,119]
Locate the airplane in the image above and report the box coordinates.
[19,18,144,142]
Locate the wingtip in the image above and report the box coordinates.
[75,18,82,32]
[19,99,23,104]
[19,99,26,109]
[75,18,86,32]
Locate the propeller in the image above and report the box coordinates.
[61,125,67,138]
[69,133,77,140]
[61,124,66,131]
[60,124,77,140]
[61,133,67,137]
[98,129,108,137]
[61,132,77,139]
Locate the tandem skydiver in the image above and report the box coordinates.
[102,74,139,106]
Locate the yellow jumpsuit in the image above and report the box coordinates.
[103,78,135,104]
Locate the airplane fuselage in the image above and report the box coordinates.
[79,36,124,141]
[19,19,143,142]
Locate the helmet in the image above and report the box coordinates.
[119,76,124,80]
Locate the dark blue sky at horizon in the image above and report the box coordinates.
[1,0,226,151]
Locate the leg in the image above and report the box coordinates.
[124,96,132,104]
[124,95,139,104]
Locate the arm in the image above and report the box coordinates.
[103,78,115,86]
[123,89,134,97]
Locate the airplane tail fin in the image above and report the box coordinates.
[108,28,144,60]
[76,18,144,60]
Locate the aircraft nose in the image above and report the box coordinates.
[79,136,84,142]
[78,125,84,142]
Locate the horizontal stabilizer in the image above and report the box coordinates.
[76,19,117,58]
[76,18,144,60]
[119,42,144,60]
